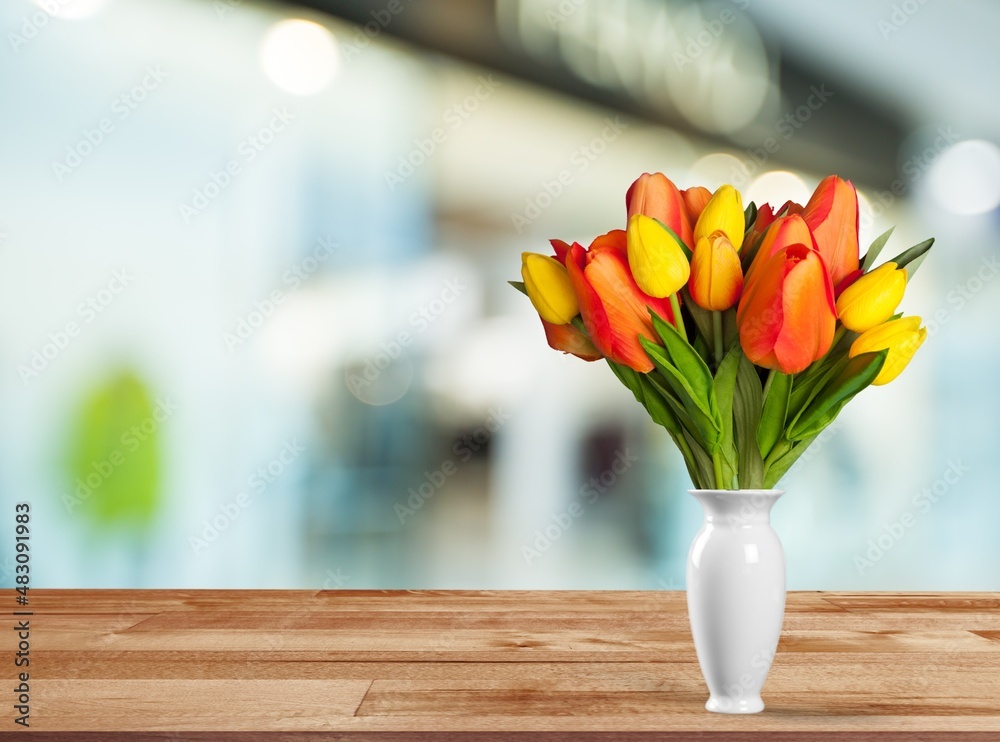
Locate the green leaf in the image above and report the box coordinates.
[681,428,716,490]
[684,295,715,354]
[888,237,934,278]
[712,346,742,489]
[637,374,683,436]
[641,338,722,452]
[508,280,527,296]
[757,371,792,460]
[650,311,718,417]
[787,350,887,441]
[763,435,818,488]
[733,354,764,489]
[692,334,712,366]
[743,201,757,233]
[861,226,895,271]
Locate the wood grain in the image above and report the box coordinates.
[6,590,999,739]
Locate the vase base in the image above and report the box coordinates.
[705,695,764,714]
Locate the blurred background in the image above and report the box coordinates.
[2,0,998,590]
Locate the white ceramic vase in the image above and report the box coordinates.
[685,489,786,714]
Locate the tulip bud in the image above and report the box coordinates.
[682,186,712,224]
[626,172,693,248]
[802,175,860,287]
[521,252,579,325]
[850,316,926,385]
[688,232,744,311]
[626,214,691,299]
[694,184,745,251]
[835,262,907,332]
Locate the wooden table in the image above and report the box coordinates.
[12,590,1000,739]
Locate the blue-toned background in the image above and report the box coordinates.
[2,0,998,590]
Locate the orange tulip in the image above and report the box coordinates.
[744,214,818,287]
[802,175,860,287]
[565,230,676,373]
[541,318,602,361]
[682,186,712,224]
[688,232,744,311]
[737,244,837,374]
[626,173,693,248]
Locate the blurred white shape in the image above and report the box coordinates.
[927,139,1000,216]
[32,0,108,20]
[745,171,810,209]
[688,152,744,190]
[260,19,339,96]
[425,317,536,414]
[665,4,770,135]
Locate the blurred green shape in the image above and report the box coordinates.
[66,371,161,529]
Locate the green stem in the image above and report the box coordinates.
[762,368,776,398]
[832,325,847,349]
[669,293,686,338]
[712,450,725,490]
[712,311,724,367]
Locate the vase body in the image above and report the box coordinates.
[685,489,785,714]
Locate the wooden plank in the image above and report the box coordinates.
[33,679,372,732]
[13,590,1000,737]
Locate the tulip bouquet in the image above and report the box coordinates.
[512,173,933,490]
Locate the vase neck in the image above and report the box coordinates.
[690,489,783,526]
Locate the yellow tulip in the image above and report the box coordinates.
[626,214,690,298]
[688,232,744,311]
[694,184,745,251]
[850,316,927,386]
[836,262,907,332]
[521,252,579,325]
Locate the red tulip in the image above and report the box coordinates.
[743,203,777,250]
[737,244,837,374]
[626,173,693,248]
[801,175,860,287]
[566,230,676,373]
